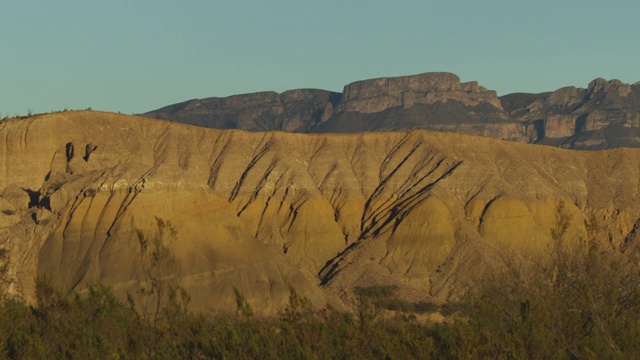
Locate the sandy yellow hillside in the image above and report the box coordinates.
[0,111,638,313]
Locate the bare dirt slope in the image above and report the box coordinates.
[0,111,638,314]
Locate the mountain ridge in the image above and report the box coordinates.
[142,72,640,150]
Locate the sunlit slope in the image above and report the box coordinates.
[0,111,638,312]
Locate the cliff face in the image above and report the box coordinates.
[142,73,640,150]
[503,78,640,148]
[336,72,502,113]
[1,112,639,313]
[318,72,521,141]
[141,72,520,140]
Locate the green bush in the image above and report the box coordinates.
[443,204,640,359]
[0,280,446,359]
[357,285,439,314]
[356,284,399,299]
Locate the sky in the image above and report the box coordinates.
[2,0,639,116]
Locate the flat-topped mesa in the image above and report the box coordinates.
[335,72,503,114]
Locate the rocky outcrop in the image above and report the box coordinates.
[543,114,579,138]
[142,72,640,150]
[1,112,639,313]
[313,72,522,140]
[141,72,522,141]
[335,72,503,113]
[503,78,640,148]
[143,89,342,132]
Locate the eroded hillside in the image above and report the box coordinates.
[0,111,639,314]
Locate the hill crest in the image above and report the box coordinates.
[1,111,639,313]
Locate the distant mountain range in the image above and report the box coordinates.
[141,72,640,150]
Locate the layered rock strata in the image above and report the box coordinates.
[1,112,639,313]
[504,78,640,148]
[142,73,640,150]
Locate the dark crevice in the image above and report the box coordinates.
[319,241,362,286]
[40,196,51,211]
[575,114,588,133]
[228,135,274,203]
[65,142,75,173]
[65,142,74,162]
[533,119,545,142]
[23,188,40,208]
[478,196,501,228]
[83,143,97,162]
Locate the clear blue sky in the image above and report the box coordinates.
[2,0,638,116]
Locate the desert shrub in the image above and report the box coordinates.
[0,206,636,358]
[0,249,9,303]
[376,297,413,312]
[356,285,438,314]
[413,300,439,313]
[356,284,399,299]
[233,286,254,317]
[445,203,640,359]
[132,217,186,329]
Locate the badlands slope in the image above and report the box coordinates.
[0,111,639,314]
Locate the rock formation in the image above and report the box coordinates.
[503,78,640,148]
[317,72,522,141]
[1,111,639,314]
[142,72,520,140]
[335,72,502,113]
[142,72,640,150]
[144,89,341,132]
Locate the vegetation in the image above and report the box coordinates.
[446,203,640,359]
[0,248,10,303]
[356,285,439,314]
[131,217,186,329]
[0,281,448,359]
[0,207,638,358]
[0,107,95,121]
